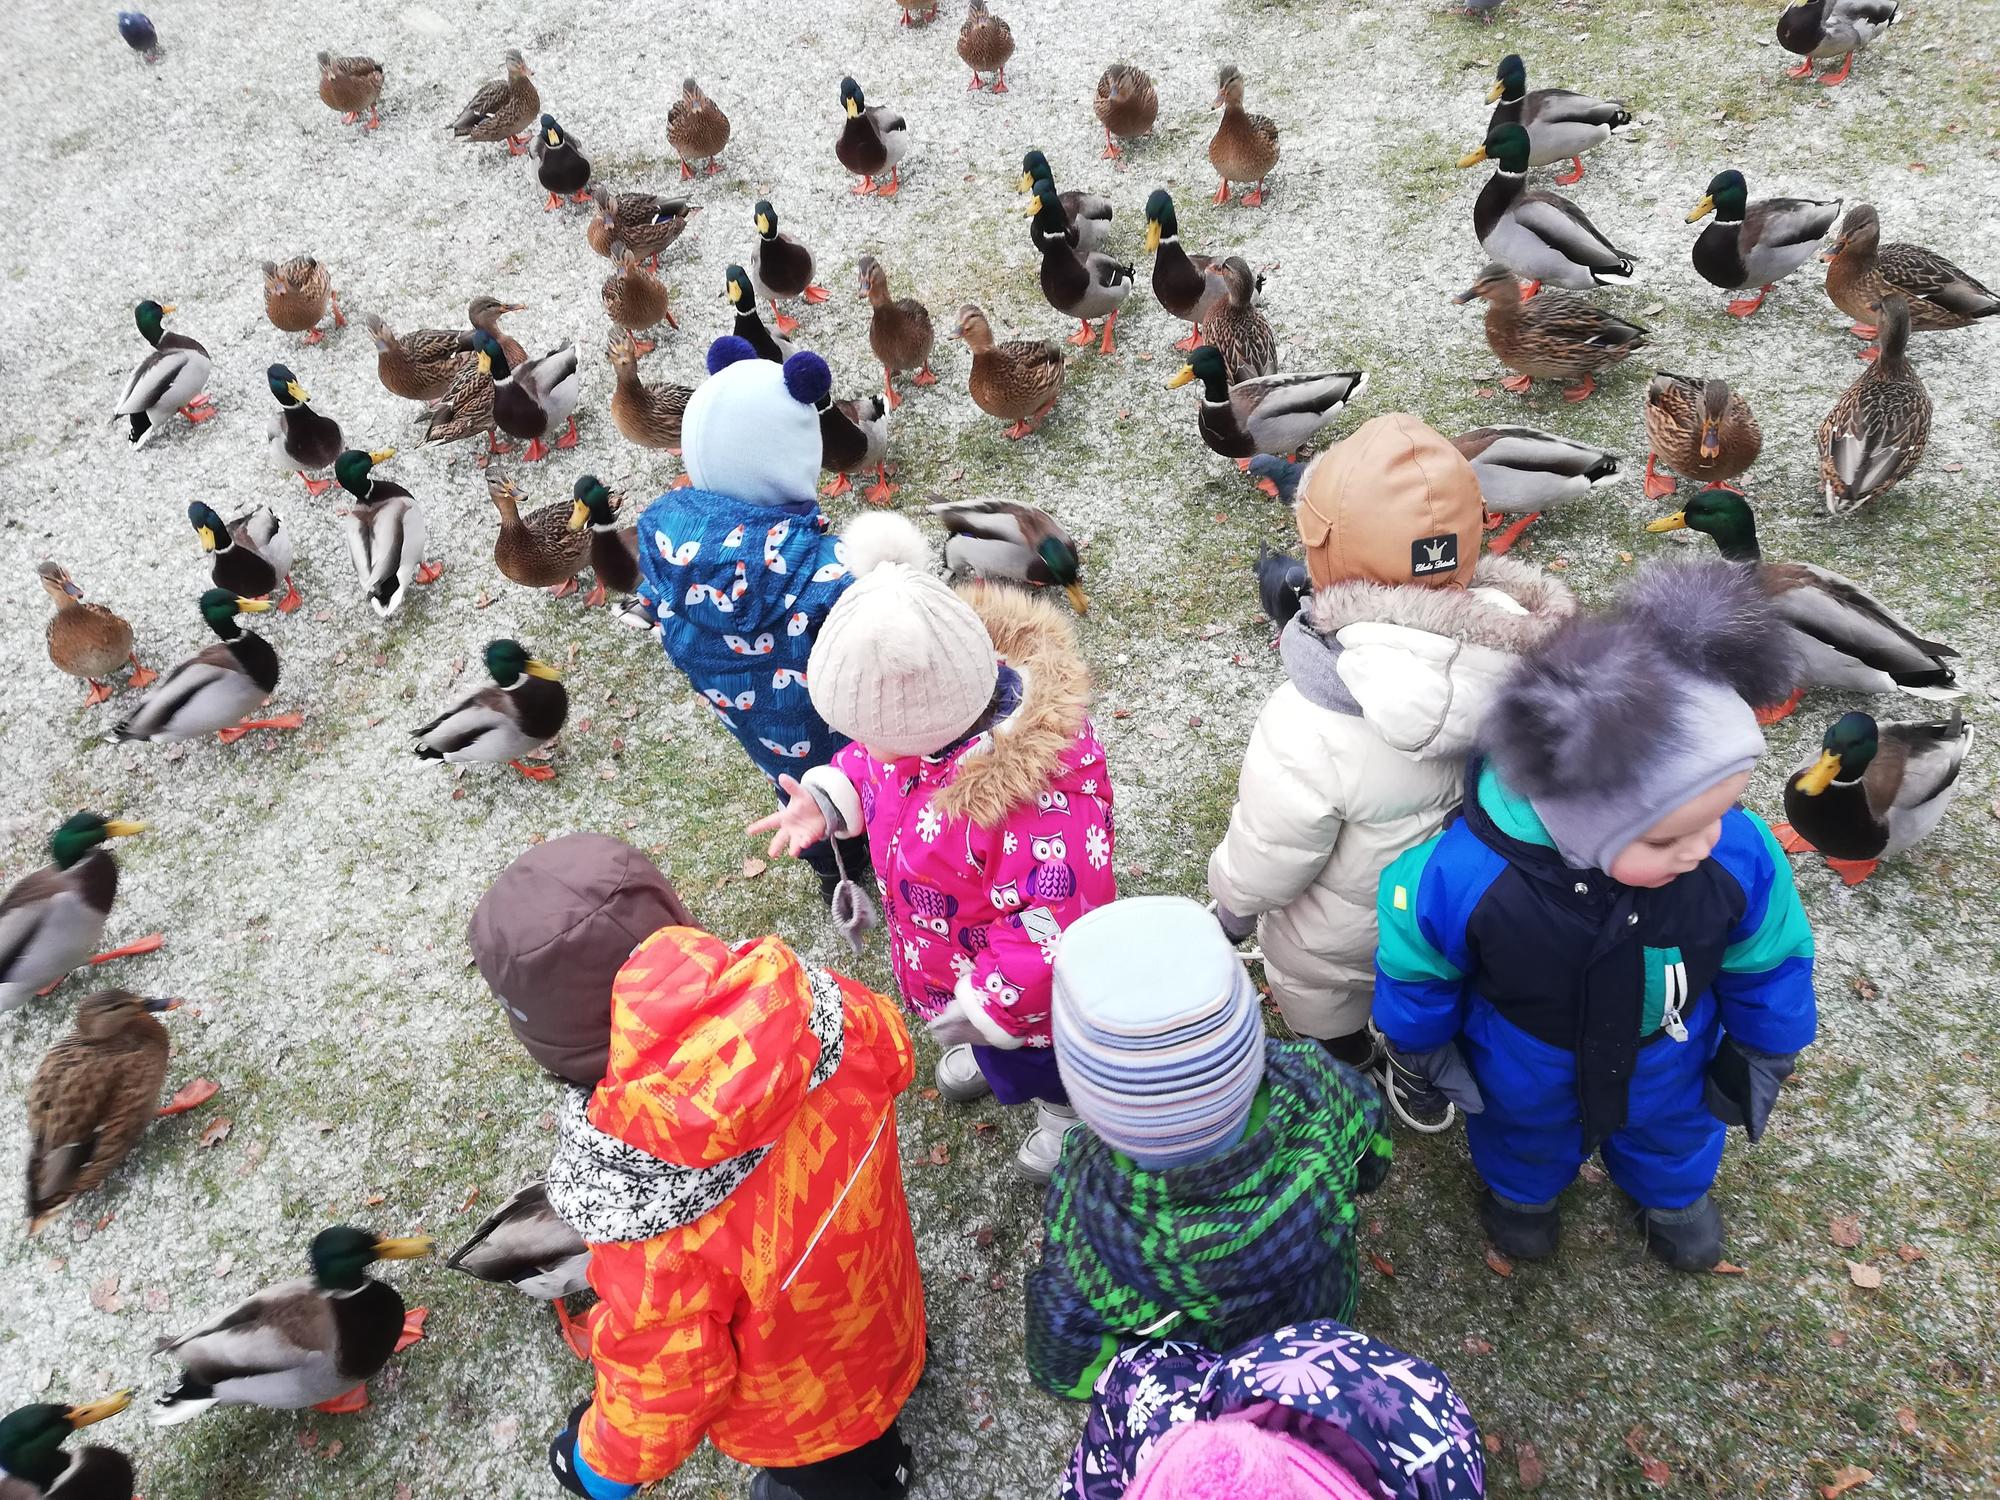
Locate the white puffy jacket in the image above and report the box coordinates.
[1208,556,1573,1039]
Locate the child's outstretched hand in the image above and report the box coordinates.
[746,774,829,858]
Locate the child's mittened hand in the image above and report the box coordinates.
[927,993,997,1049]
[1703,1037,1797,1143]
[745,774,829,858]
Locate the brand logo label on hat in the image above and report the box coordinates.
[1411,532,1460,578]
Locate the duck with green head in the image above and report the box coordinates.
[1483,53,1632,186]
[1168,343,1368,461]
[533,113,591,210]
[0,814,156,1012]
[835,76,908,196]
[411,638,569,779]
[1686,168,1841,316]
[1143,189,1223,350]
[567,473,639,605]
[112,590,301,745]
[1458,122,1634,293]
[334,449,439,618]
[930,498,1089,615]
[188,497,296,610]
[264,363,343,494]
[1776,707,1970,884]
[0,1391,134,1498]
[1028,175,1133,354]
[112,299,212,446]
[723,262,793,363]
[1018,150,1111,253]
[749,198,830,336]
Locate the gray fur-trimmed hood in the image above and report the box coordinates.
[1299,554,1576,647]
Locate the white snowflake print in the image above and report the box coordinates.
[1037,937,1059,966]
[1002,831,1018,855]
[915,805,944,843]
[1085,825,1110,870]
[902,939,922,970]
[949,953,973,979]
[1126,1372,1173,1431]
[1080,778,1098,797]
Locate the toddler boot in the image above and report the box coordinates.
[1479,1186,1562,1259]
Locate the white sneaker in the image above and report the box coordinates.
[1014,1102,1081,1182]
[934,1044,992,1103]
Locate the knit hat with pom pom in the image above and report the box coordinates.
[1485,559,1798,873]
[680,336,831,505]
[808,513,1000,758]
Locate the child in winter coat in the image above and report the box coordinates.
[632,335,866,899]
[750,513,1116,1181]
[467,836,925,1500]
[1027,897,1392,1399]
[1208,414,1573,1118]
[1374,561,1817,1270]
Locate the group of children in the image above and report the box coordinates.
[462,337,1817,1498]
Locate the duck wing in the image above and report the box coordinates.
[452,76,511,133]
[1877,242,2000,322]
[1510,192,1633,271]
[446,1182,590,1296]
[1764,562,1955,681]
[1740,197,1841,284]
[412,687,538,761]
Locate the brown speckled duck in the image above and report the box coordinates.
[1209,64,1279,206]
[365,314,473,403]
[1817,293,1929,517]
[262,256,342,344]
[1095,63,1157,159]
[1199,257,1275,382]
[587,186,697,268]
[1822,202,1998,358]
[602,245,676,355]
[957,304,1063,439]
[1454,262,1648,402]
[450,48,538,153]
[859,255,935,409]
[38,563,155,705]
[488,477,589,596]
[668,77,730,178]
[317,51,382,130]
[958,0,1014,91]
[606,332,691,452]
[1643,373,1762,499]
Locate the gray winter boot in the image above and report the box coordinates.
[1478,1187,1562,1259]
[1635,1193,1725,1271]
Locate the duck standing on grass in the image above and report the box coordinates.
[859,255,936,408]
[667,76,730,177]
[1484,53,1631,186]
[1686,169,1840,318]
[1775,709,1970,884]
[0,814,156,1014]
[486,476,590,597]
[38,562,156,704]
[422,330,507,463]
[1453,262,1647,401]
[1817,293,1930,516]
[1028,178,1133,354]
[1017,151,1111,252]
[113,299,213,445]
[494,339,582,461]
[1209,63,1279,206]
[586,186,698,268]
[1642,372,1761,498]
[265,363,343,496]
[1452,424,1625,554]
[412,639,568,781]
[365,313,474,402]
[113,591,301,746]
[0,1392,136,1498]
[1144,190,1223,351]
[445,1182,592,1359]
[602,246,675,355]
[932,498,1088,615]
[1821,202,1999,358]
[819,391,893,504]
[1168,345,1368,460]
[957,304,1064,439]
[533,114,591,210]
[450,48,538,153]
[333,448,440,618]
[1777,0,1898,85]
[1459,124,1634,292]
[188,498,298,612]
[317,50,383,130]
[263,256,343,344]
[748,199,830,336]
[1094,63,1157,158]
[606,330,690,451]
[836,76,909,196]
[568,474,640,606]
[1199,256,1276,381]
[958,0,1014,91]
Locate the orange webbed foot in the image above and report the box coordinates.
[821,473,854,497]
[1827,856,1878,884]
[276,578,304,612]
[313,1386,370,1416]
[414,561,444,585]
[912,366,938,386]
[584,582,607,608]
[395,1308,428,1352]
[510,760,558,782]
[84,679,115,707]
[88,932,165,965]
[1499,374,1534,394]
[301,474,333,497]
[1066,322,1097,348]
[1560,375,1597,403]
[1484,512,1541,555]
[772,310,801,337]
[548,578,579,599]
[802,284,831,305]
[522,439,550,462]
[1551,157,1584,186]
[1754,687,1805,726]
[1642,455,1678,501]
[553,1300,592,1360]
[1771,822,1815,855]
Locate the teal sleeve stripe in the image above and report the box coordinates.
[1376,841,1463,982]
[1723,816,1815,974]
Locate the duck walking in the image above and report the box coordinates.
[487,477,589,596]
[957,305,1063,439]
[859,255,936,408]
[1168,345,1367,460]
[1199,256,1276,381]
[113,300,213,445]
[723,264,794,364]
[586,186,698,269]
[606,331,690,452]
[113,592,301,745]
[1778,0,1898,85]
[1144,190,1223,352]
[932,498,1088,614]
[412,639,569,780]
[1028,178,1133,354]
[1687,169,1840,317]
[494,340,582,461]
[1821,202,1998,357]
[422,331,507,463]
[188,499,298,612]
[263,256,343,344]
[264,363,343,496]
[1452,425,1624,554]
[667,77,730,178]
[958,0,1014,91]
[1817,293,1930,516]
[38,562,155,704]
[333,449,439,617]
[1460,124,1634,292]
[449,48,538,153]
[1453,262,1647,401]
[1643,373,1761,498]
[567,475,639,606]
[1209,63,1279,206]
[836,76,908,196]
[1484,53,1631,186]
[1094,64,1157,159]
[1776,708,1969,884]
[533,115,591,210]
[749,199,829,336]
[602,246,675,355]
[316,51,382,130]
[0,814,154,1013]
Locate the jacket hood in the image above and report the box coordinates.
[637,488,847,638]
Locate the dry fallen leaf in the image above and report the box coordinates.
[1517,1441,1546,1490]
[928,1142,951,1166]
[1829,1215,1863,1248]
[1820,1465,1873,1498]
[1893,1407,1918,1435]
[1369,1250,1395,1278]
[143,1286,171,1314]
[163,1077,220,1114]
[1852,975,1880,1002]
[918,1088,940,1102]
[741,857,768,879]
[1827,1328,1850,1347]
[1846,1259,1884,1289]
[213,1252,236,1277]
[1462,1336,1494,1355]
[1712,1260,1748,1276]
[490,1417,521,1450]
[1483,1434,1503,1456]
[365,1192,386,1207]
[197,1115,233,1149]
[1895,1244,1924,1264]
[88,1275,123,1313]
[1483,1246,1514,1278]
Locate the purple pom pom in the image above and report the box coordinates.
[782,351,832,408]
[705,335,758,375]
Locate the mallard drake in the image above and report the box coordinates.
[931,498,1087,614]
[586,185,697,268]
[0,815,151,1013]
[602,245,675,355]
[469,295,529,370]
[1144,191,1223,352]
[0,1392,135,1499]
[488,477,589,594]
[749,199,830,336]
[449,48,537,153]
[1199,256,1276,381]
[422,331,506,462]
[119,10,159,60]
[1018,151,1112,253]
[606,331,690,451]
[333,449,438,618]
[958,0,1014,90]
[668,76,730,178]
[25,989,179,1231]
[1645,490,1959,721]
[188,499,298,612]
[723,264,794,364]
[956,305,1063,439]
[1642,373,1761,499]
[1818,293,1929,516]
[316,51,382,130]
[1168,345,1367,460]
[38,562,154,705]
[836,76,908,196]
[533,114,591,211]
[820,394,893,503]
[494,340,581,461]
[1451,424,1623,554]
[155,1226,432,1422]
[567,474,640,605]
[1453,262,1648,401]
[113,592,300,745]
[262,256,343,344]
[1778,0,1898,85]
[1028,179,1133,354]
[1094,63,1157,159]
[412,639,568,779]
[364,314,471,403]
[1822,202,1998,356]
[264,363,343,496]
[858,255,936,408]
[113,300,213,445]
[444,1182,592,1359]
[1687,170,1840,317]
[1776,708,1969,883]
[1484,54,1631,186]
[1209,64,1279,206]
[1458,125,1634,292]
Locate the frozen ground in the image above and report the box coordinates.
[1,0,1997,1495]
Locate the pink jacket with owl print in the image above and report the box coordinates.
[802,586,1116,1047]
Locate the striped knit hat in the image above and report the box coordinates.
[1053,896,1266,1170]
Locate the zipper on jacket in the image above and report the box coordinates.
[1661,958,1689,1043]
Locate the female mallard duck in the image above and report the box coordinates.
[262,256,343,344]
[898,0,939,23]
[749,199,830,336]
[188,499,298,611]
[264,363,343,496]
[1144,190,1223,352]
[0,814,150,1013]
[1778,0,1899,85]
[1029,178,1134,354]
[1018,151,1112,253]
[602,245,675,355]
[0,1392,135,1499]
[957,304,1063,439]
[836,76,908,196]
[1458,125,1634,292]
[1451,424,1623,554]
[820,393,893,503]
[1209,64,1279,206]
[667,76,730,177]
[364,314,472,402]
[586,186,697,267]
[1818,293,1929,516]
[155,1226,432,1421]
[723,264,794,363]
[316,51,382,130]
[859,255,935,408]
[567,475,639,605]
[1776,708,1968,884]
[445,1182,592,1358]
[1642,373,1762,499]
[333,449,438,618]
[1198,256,1276,381]
[1168,345,1367,460]
[1686,169,1841,317]
[422,331,505,462]
[958,0,1014,90]
[1094,63,1157,159]
[411,638,568,780]
[493,340,581,461]
[931,498,1088,614]
[449,48,538,153]
[487,477,589,594]
[1484,54,1631,186]
[606,331,691,451]
[113,300,213,445]
[1645,489,1959,720]
[38,563,154,705]
[532,114,590,211]
[1453,262,1648,401]
[469,296,529,370]
[1822,202,1998,355]
[113,591,300,745]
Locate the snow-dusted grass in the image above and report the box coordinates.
[1,0,1996,1495]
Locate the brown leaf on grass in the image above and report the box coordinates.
[163,1077,220,1114]
[919,1087,939,1102]
[197,1115,233,1149]
[1846,1260,1884,1289]
[1712,1260,1748,1275]
[971,1120,997,1135]
[741,857,767,879]
[1827,1329,1849,1347]
[1893,1407,1918,1435]
[1482,1434,1502,1455]
[94,1210,116,1232]
[971,1225,995,1249]
[1462,1336,1493,1355]
[88,1275,123,1313]
[928,1142,951,1166]
[324,1440,344,1460]
[143,1286,170,1314]
[1578,1160,1609,1185]
[459,1188,481,1213]
[1368,1250,1395,1278]
[1851,975,1879,1002]
[1483,1246,1514,1277]
[1820,1465,1872,1498]
[365,1192,386,1207]
[1517,1441,1545,1490]
[1642,1458,1671,1485]
[1829,1215,1863,1248]
[1895,1244,1924,1264]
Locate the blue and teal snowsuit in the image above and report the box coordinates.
[1374,760,1815,1210]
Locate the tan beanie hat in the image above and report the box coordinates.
[1295,412,1482,591]
[809,514,999,758]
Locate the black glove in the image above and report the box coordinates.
[1213,900,1257,946]
[1387,1040,1486,1113]
[1704,1037,1796,1143]
[548,1401,593,1497]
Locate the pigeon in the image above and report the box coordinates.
[1254,547,1311,633]
[118,11,161,62]
[1245,454,1305,505]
